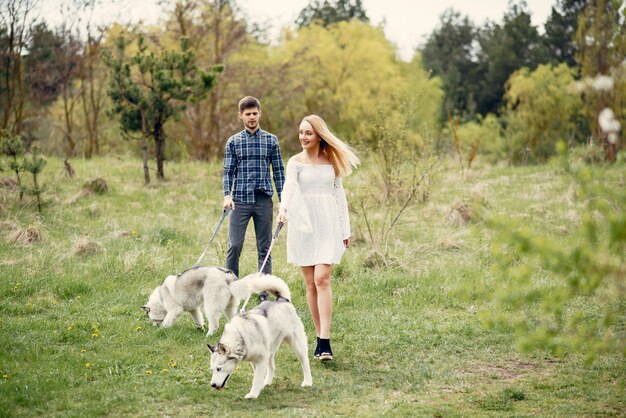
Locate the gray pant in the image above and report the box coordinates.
[225,191,273,278]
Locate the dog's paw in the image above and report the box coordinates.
[263,379,273,386]
[301,380,312,387]
[205,329,215,337]
[244,392,259,399]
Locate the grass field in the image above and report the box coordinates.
[0,156,624,417]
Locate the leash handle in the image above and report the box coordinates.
[272,221,284,239]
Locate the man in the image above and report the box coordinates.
[222,96,285,279]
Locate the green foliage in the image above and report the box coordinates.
[20,147,47,213]
[266,20,442,155]
[421,9,479,119]
[543,0,587,67]
[574,0,626,159]
[102,31,222,180]
[455,113,504,164]
[0,129,25,199]
[485,144,625,361]
[504,63,583,164]
[296,0,368,28]
[352,106,439,245]
[476,3,549,116]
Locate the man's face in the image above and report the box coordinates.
[239,107,261,131]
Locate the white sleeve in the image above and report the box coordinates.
[333,176,350,240]
[281,159,312,233]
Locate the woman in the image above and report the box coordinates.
[278,115,359,361]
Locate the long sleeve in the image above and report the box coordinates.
[222,139,237,196]
[282,158,312,233]
[333,176,351,240]
[271,140,285,201]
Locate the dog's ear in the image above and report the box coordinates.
[207,344,215,353]
[140,306,150,313]
[228,345,244,360]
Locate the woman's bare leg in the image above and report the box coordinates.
[313,264,333,339]
[301,266,320,337]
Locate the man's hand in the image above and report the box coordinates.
[223,195,235,211]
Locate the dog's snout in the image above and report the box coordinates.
[211,383,217,388]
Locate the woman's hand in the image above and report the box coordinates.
[277,205,286,224]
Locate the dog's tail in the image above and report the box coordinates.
[229,273,291,302]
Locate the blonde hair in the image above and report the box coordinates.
[302,114,360,177]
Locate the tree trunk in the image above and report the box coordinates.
[140,110,151,185]
[154,117,166,180]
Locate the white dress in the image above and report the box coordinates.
[281,158,351,266]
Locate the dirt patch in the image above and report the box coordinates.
[72,238,101,256]
[0,177,18,190]
[457,360,540,381]
[446,202,472,226]
[10,225,43,245]
[67,177,109,204]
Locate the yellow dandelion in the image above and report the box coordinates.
[136,326,143,331]
[80,349,87,353]
[76,296,81,299]
[168,359,177,367]
[146,369,153,375]
[2,374,8,379]
[92,333,99,338]
[85,363,91,368]
[161,369,169,373]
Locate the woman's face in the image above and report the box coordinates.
[298,120,320,151]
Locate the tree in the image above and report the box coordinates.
[25,22,63,107]
[79,23,106,158]
[165,0,248,160]
[421,9,479,120]
[574,0,626,160]
[269,21,405,150]
[102,32,222,183]
[53,21,83,157]
[296,0,368,28]
[504,63,583,163]
[475,1,548,116]
[543,0,588,67]
[0,0,39,135]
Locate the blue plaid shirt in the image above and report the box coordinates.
[223,128,285,204]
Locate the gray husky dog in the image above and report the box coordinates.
[141,266,275,336]
[208,273,313,399]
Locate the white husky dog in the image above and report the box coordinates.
[141,266,279,336]
[208,273,312,399]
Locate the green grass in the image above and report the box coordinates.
[0,156,624,417]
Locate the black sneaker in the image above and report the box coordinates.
[318,338,333,361]
[314,337,321,358]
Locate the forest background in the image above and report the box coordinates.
[0,0,625,416]
[1,0,623,170]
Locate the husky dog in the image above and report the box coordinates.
[208,273,313,399]
[141,266,276,336]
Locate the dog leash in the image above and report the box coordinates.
[240,221,284,312]
[192,207,232,268]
